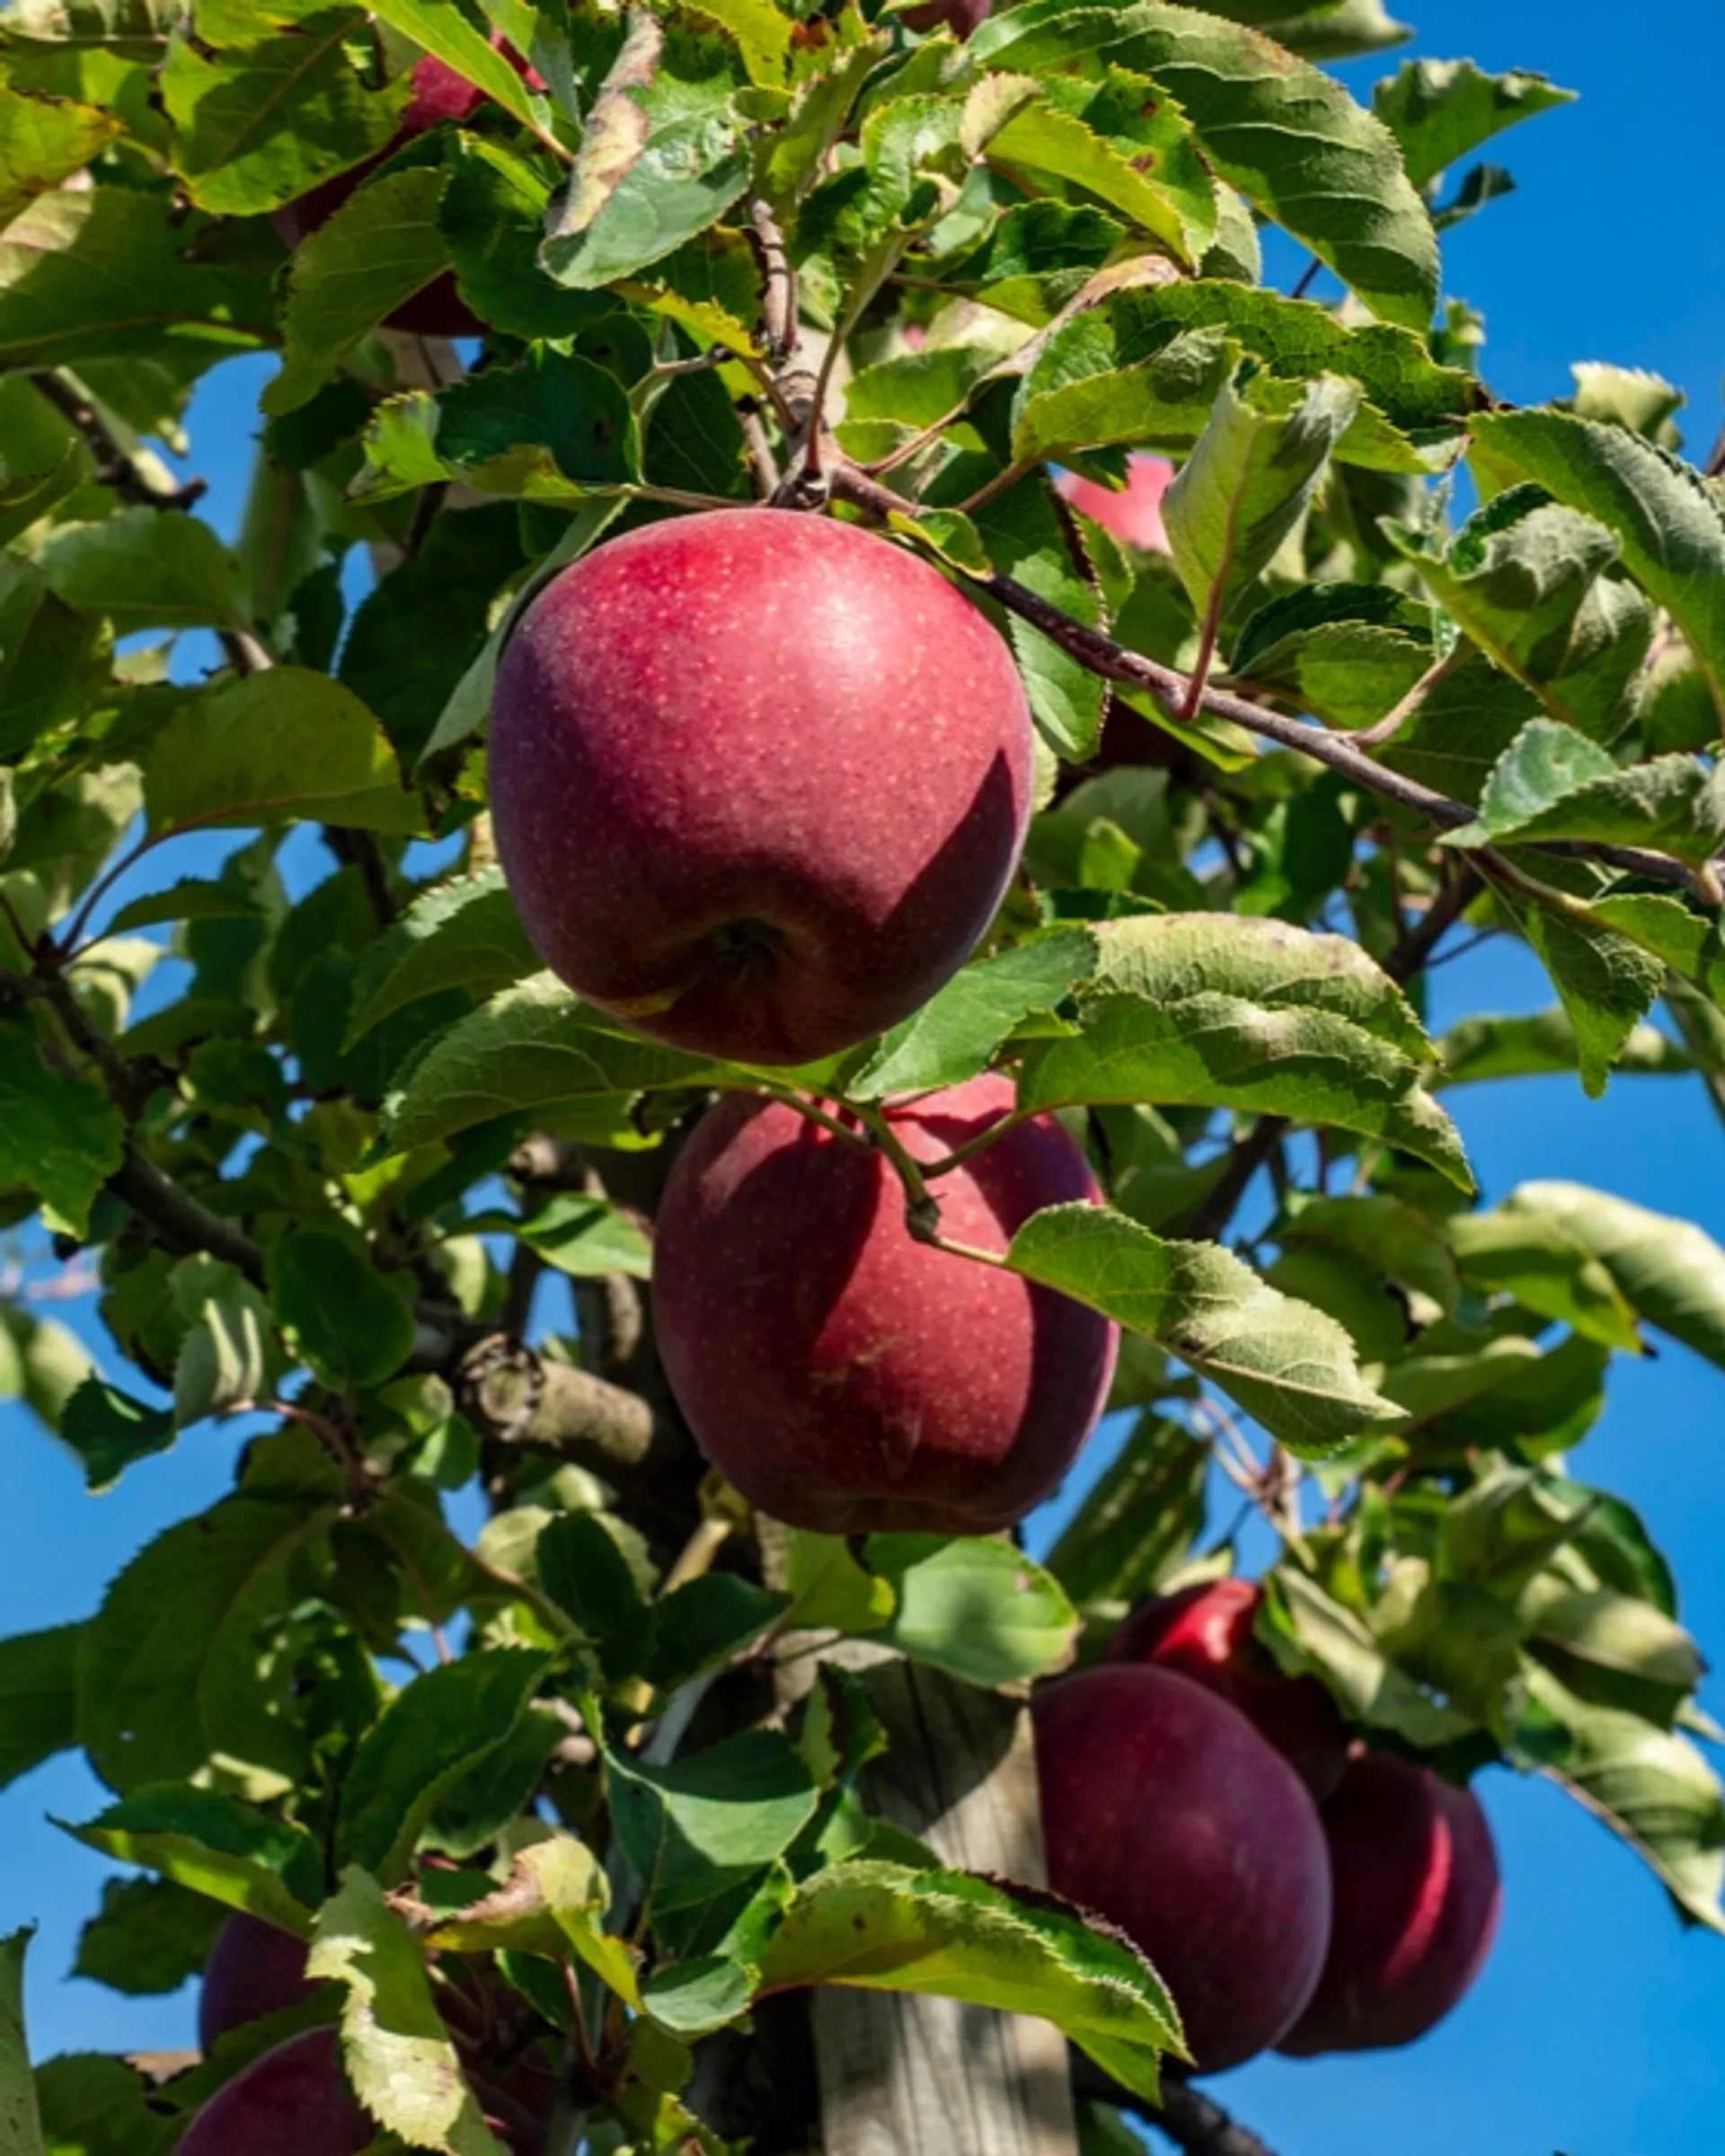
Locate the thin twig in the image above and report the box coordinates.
[32,372,207,510]
[1347,642,1467,749]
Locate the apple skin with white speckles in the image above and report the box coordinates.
[1277,1754,1500,2055]
[488,509,1035,1066]
[1035,1664,1334,2075]
[651,1073,1118,1534]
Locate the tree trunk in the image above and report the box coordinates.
[801,1648,1080,2156]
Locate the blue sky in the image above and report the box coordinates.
[4,1,1722,2147]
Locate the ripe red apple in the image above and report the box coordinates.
[180,2028,371,2156]
[1056,455,1174,553]
[491,515,1031,1069]
[1278,1754,1501,2055]
[489,508,1034,1065]
[1110,1579,1351,1800]
[902,0,992,34]
[653,1073,1118,1533]
[1034,1664,1332,2074]
[272,45,527,338]
[199,1911,320,2050]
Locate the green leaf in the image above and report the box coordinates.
[0,1029,122,1236]
[169,1254,280,1429]
[58,1376,176,1491]
[1470,410,1725,715]
[867,1535,1078,1685]
[379,973,725,1153]
[974,0,1438,330]
[1016,959,1471,1192]
[513,1191,653,1279]
[606,1728,819,1917]
[143,668,423,836]
[1515,899,1665,1100]
[1244,0,1410,60]
[367,0,545,131]
[76,1489,336,1794]
[1514,1666,1725,1932]
[269,1229,417,1390]
[1453,720,1725,867]
[756,1859,1181,2098]
[849,930,1098,1098]
[780,1529,898,1635]
[71,1876,227,1997]
[65,1786,324,1933]
[1044,1412,1210,1606]
[0,188,274,369]
[540,11,750,290]
[162,8,408,216]
[338,1648,551,1883]
[343,870,535,1046]
[308,1869,508,2156]
[0,84,120,229]
[39,508,248,633]
[32,2054,177,2156]
[1386,491,1651,742]
[0,1624,80,1793]
[1227,582,1434,729]
[1521,1579,1702,1727]
[1163,368,1360,621]
[264,165,455,419]
[1436,1007,1686,1089]
[1499,1182,1725,1372]
[439,135,606,339]
[1446,1207,1641,1351]
[652,1574,789,1690]
[1007,1205,1402,1454]
[985,74,1217,265]
[537,1510,654,1681]
[1260,1568,1477,1745]
[1,1931,47,2156]
[1373,58,1573,190]
[968,470,1110,757]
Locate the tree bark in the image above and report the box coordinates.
[792,1645,1079,2156]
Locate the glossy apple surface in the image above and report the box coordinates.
[1278,1754,1501,2054]
[1110,1578,1350,1800]
[1034,1663,1332,2074]
[180,2028,371,2155]
[902,0,992,33]
[653,1073,1117,1533]
[199,1911,320,2051]
[491,509,1034,1065]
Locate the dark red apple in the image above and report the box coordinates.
[199,1911,319,2051]
[180,2028,371,2155]
[1034,1664,1332,2074]
[653,1072,1117,1533]
[1056,455,1174,553]
[490,508,1035,1065]
[1110,1579,1350,1800]
[1278,1754,1501,2055]
[272,46,526,337]
[902,0,992,33]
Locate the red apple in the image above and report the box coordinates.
[490,509,1034,1065]
[1034,1664,1332,2074]
[272,46,529,337]
[199,1911,320,2051]
[180,2028,371,2156]
[653,1072,1117,1533]
[902,0,992,33]
[1278,1754,1500,2055]
[1110,1579,1350,1800]
[1056,455,1174,553]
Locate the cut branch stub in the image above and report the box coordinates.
[459,1334,657,1469]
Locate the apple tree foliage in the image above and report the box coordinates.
[0,0,1721,2147]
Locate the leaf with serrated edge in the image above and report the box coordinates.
[1374,58,1573,191]
[1470,410,1725,712]
[1006,1204,1402,1453]
[1502,1182,1725,1371]
[852,930,1097,1098]
[756,1860,1182,2098]
[0,1931,46,2156]
[310,1869,508,2155]
[63,1786,323,1935]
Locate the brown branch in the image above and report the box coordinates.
[458,1334,665,1471]
[1079,2069,1278,2156]
[110,1146,268,1283]
[823,462,1707,902]
[32,372,207,512]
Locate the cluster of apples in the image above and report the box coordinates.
[1036,1579,1502,2076]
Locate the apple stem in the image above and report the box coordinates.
[850,1100,948,1243]
[759,1087,874,1153]
[920,1104,1035,1180]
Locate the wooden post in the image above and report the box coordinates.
[802,1648,1080,2156]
